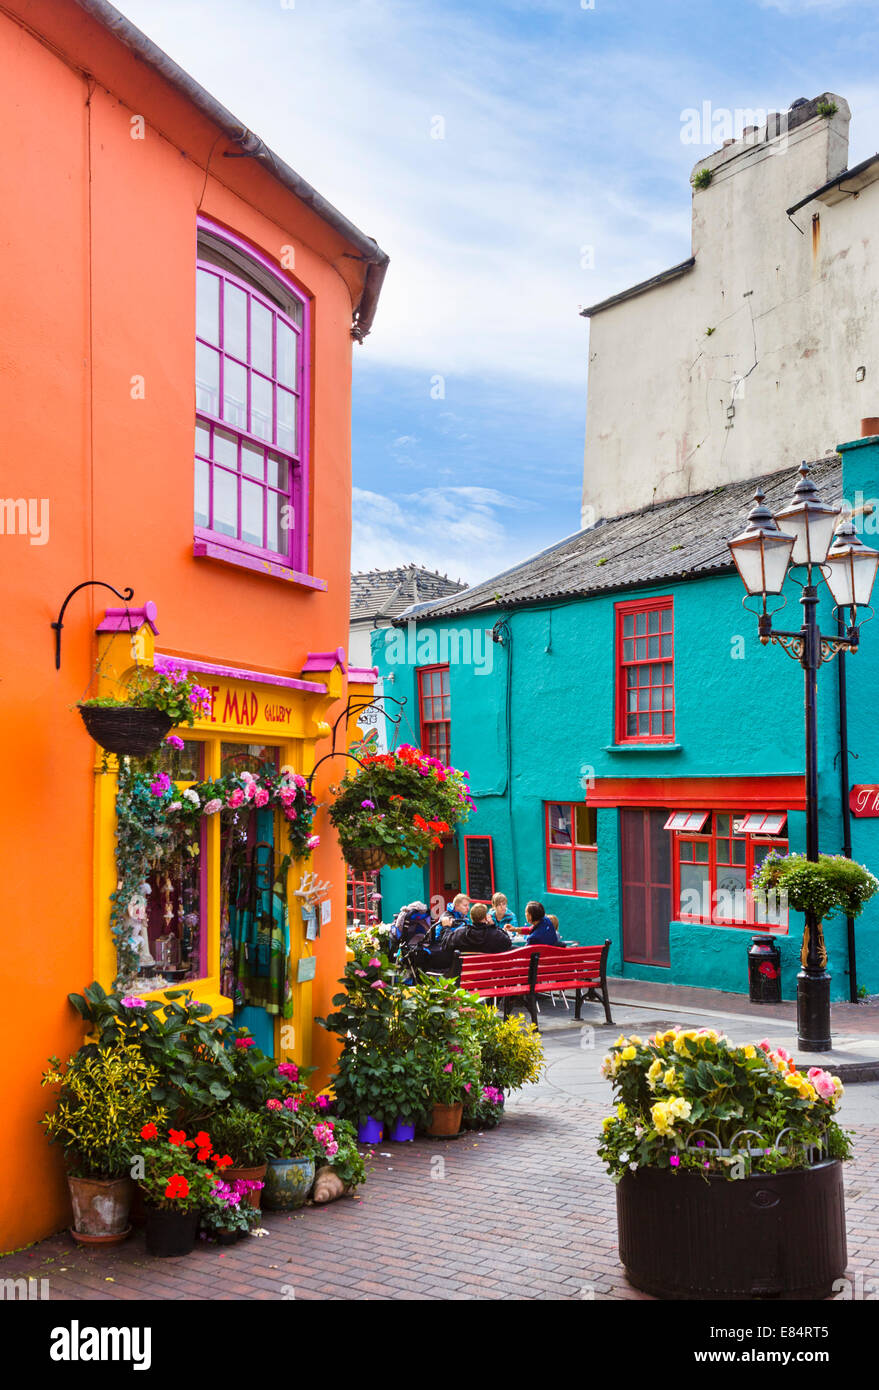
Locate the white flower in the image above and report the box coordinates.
[629,1162,638,1172]
[183,789,200,806]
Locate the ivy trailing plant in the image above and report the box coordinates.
[327,744,474,870]
[110,758,316,987]
[752,852,879,923]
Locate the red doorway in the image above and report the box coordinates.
[620,808,672,966]
[429,841,461,919]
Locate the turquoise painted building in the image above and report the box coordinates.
[372,437,879,1002]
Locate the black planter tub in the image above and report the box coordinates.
[616,1160,847,1300]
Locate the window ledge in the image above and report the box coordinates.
[604,743,683,754]
[193,537,327,590]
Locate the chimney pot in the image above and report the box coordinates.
[861,417,879,437]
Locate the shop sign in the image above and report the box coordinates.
[197,680,297,730]
[850,785,879,817]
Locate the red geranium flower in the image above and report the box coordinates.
[196,1147,212,1162]
[214,1154,233,1169]
[168,1129,187,1146]
[194,1131,211,1149]
[164,1175,190,1200]
[140,1123,158,1141]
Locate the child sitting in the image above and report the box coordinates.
[524,901,561,945]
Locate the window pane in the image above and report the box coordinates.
[715,814,730,836]
[157,739,204,781]
[267,452,289,490]
[194,457,209,528]
[223,357,247,427]
[661,609,673,633]
[575,850,597,894]
[224,283,247,360]
[242,440,264,478]
[214,427,238,469]
[213,468,237,537]
[221,743,279,776]
[638,689,649,710]
[277,388,297,452]
[195,420,211,458]
[549,804,572,844]
[277,321,296,387]
[694,842,709,863]
[627,714,637,734]
[638,713,649,734]
[623,640,634,662]
[680,841,694,858]
[635,613,647,635]
[650,714,662,734]
[663,686,673,709]
[648,636,660,658]
[575,804,596,846]
[196,342,220,414]
[251,373,273,441]
[662,714,673,735]
[623,614,634,637]
[716,867,748,920]
[251,300,273,374]
[636,638,648,659]
[717,842,730,866]
[241,480,264,547]
[660,634,673,657]
[648,610,660,634]
[548,848,573,891]
[732,839,746,866]
[680,863,710,914]
[650,687,662,710]
[266,491,288,554]
[196,270,220,344]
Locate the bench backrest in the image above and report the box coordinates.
[458,947,536,995]
[532,943,607,988]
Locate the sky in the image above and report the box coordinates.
[116,0,879,583]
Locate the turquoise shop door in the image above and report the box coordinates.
[230,803,281,1056]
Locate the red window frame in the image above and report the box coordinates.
[672,811,789,930]
[346,868,380,926]
[615,595,674,744]
[545,802,598,898]
[418,665,451,765]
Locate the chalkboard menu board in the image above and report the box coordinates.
[464,835,495,903]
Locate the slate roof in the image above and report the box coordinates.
[351,564,467,623]
[396,457,842,623]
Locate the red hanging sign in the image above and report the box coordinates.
[849,785,879,817]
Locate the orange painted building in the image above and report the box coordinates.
[0,0,387,1249]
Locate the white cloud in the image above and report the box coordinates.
[351,484,524,583]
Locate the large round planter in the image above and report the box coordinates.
[67,1174,133,1241]
[427,1102,463,1138]
[144,1205,200,1258]
[224,1162,267,1209]
[616,1161,847,1300]
[78,704,174,757]
[263,1157,315,1211]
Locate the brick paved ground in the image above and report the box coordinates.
[5,1029,879,1301]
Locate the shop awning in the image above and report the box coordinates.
[663,810,710,832]
[739,811,787,834]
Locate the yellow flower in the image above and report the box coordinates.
[832,1076,844,1098]
[602,1116,615,1132]
[651,1101,674,1135]
[784,1073,804,1089]
[798,1083,817,1102]
[615,1035,627,1047]
[620,1046,637,1063]
[647,1058,663,1089]
[673,1034,691,1057]
[663,1068,678,1088]
[616,1102,628,1119]
[629,1035,643,1045]
[742,1044,757,1059]
[668,1096,692,1120]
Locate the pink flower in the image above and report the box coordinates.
[244,780,256,801]
[443,1063,454,1073]
[463,1083,472,1092]
[669,1155,680,1167]
[370,981,385,990]
[120,996,147,1008]
[235,1036,255,1050]
[809,1068,838,1101]
[254,788,270,808]
[165,734,185,750]
[758,1039,771,1052]
[227,788,245,809]
[149,773,171,797]
[266,1099,282,1111]
[277,1062,298,1080]
[203,798,222,815]
[361,800,376,809]
[355,969,367,977]
[283,1097,296,1110]
[368,959,381,968]
[307,835,320,849]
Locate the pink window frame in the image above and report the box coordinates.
[545,801,598,898]
[615,595,675,744]
[194,218,311,574]
[418,664,451,764]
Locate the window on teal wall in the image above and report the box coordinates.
[418,665,451,764]
[615,595,674,743]
[672,811,789,929]
[545,802,598,897]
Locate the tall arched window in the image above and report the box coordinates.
[194,228,308,571]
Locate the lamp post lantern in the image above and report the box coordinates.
[728,463,879,1052]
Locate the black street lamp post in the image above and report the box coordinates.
[728,464,879,1052]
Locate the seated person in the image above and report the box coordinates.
[433,892,471,944]
[391,902,432,956]
[487,891,518,933]
[523,901,561,945]
[445,901,512,954]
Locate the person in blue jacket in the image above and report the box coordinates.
[523,900,561,945]
[487,892,518,933]
[433,892,470,944]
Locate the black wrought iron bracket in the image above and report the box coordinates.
[52,580,135,671]
[305,692,407,791]
[757,611,859,667]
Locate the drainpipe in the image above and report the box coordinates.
[837,612,858,1002]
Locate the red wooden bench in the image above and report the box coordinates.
[457,940,613,1028]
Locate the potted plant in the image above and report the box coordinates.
[200,1178,261,1244]
[261,1099,320,1210]
[425,1041,480,1137]
[206,1104,269,1209]
[137,1123,226,1256]
[78,662,213,757]
[598,1027,851,1299]
[41,1046,165,1245]
[328,744,474,872]
[463,1010,544,1130]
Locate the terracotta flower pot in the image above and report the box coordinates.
[67,1174,133,1242]
[224,1162,267,1209]
[427,1102,463,1138]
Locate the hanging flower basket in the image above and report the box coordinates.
[330,745,475,871]
[346,845,388,875]
[79,704,174,757]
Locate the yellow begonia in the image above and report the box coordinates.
[620,1046,637,1063]
[784,1073,804,1089]
[647,1058,663,1089]
[663,1068,678,1088]
[617,1102,628,1119]
[832,1076,844,1098]
[629,1035,643,1045]
[668,1096,692,1120]
[602,1116,614,1132]
[742,1044,757,1059]
[651,1102,674,1135]
[673,1034,692,1057]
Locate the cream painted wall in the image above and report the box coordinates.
[582,96,879,523]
